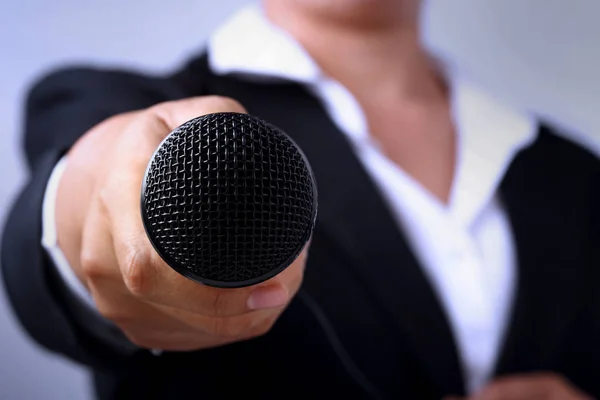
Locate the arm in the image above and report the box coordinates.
[1,68,305,371]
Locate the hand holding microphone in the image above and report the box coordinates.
[55,97,316,351]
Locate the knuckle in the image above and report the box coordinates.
[289,268,305,296]
[252,318,277,337]
[144,101,168,115]
[139,106,163,125]
[209,290,230,318]
[547,373,566,387]
[203,96,246,113]
[205,313,278,340]
[96,186,113,213]
[79,250,104,280]
[88,113,129,135]
[122,249,153,297]
[96,303,132,325]
[102,113,132,128]
[122,331,156,349]
[206,317,248,339]
[122,331,198,351]
[238,315,278,341]
[134,109,168,139]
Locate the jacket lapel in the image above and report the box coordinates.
[495,128,591,376]
[181,58,466,396]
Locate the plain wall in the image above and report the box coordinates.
[423,0,600,151]
[1,1,599,399]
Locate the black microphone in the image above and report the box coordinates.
[140,112,318,288]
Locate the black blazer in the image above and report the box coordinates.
[3,53,600,400]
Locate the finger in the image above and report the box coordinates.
[156,247,306,334]
[472,376,550,400]
[83,208,283,343]
[89,275,199,336]
[55,112,142,277]
[82,203,284,347]
[122,243,306,318]
[104,96,307,317]
[116,325,230,352]
[100,97,270,314]
[81,198,198,335]
[154,302,279,339]
[148,252,304,334]
[79,196,120,288]
[104,95,248,257]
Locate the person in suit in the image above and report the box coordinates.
[2,1,599,399]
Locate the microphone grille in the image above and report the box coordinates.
[141,113,317,288]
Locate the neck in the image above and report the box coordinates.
[263,1,456,204]
[263,1,447,105]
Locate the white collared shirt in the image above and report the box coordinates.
[42,3,538,394]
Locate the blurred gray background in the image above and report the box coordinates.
[1,0,598,399]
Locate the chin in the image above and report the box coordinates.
[283,0,408,27]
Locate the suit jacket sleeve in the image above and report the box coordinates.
[1,67,186,370]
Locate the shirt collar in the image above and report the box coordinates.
[208,3,321,84]
[450,77,537,226]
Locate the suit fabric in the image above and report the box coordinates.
[3,54,600,399]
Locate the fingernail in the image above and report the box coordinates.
[247,286,288,310]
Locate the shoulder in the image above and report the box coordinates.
[22,57,210,166]
[26,65,186,109]
[503,124,600,214]
[520,125,600,178]
[541,126,599,164]
[22,66,177,167]
[27,52,211,105]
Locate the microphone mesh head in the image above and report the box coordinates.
[141,113,317,288]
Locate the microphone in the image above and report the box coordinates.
[140,112,318,288]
